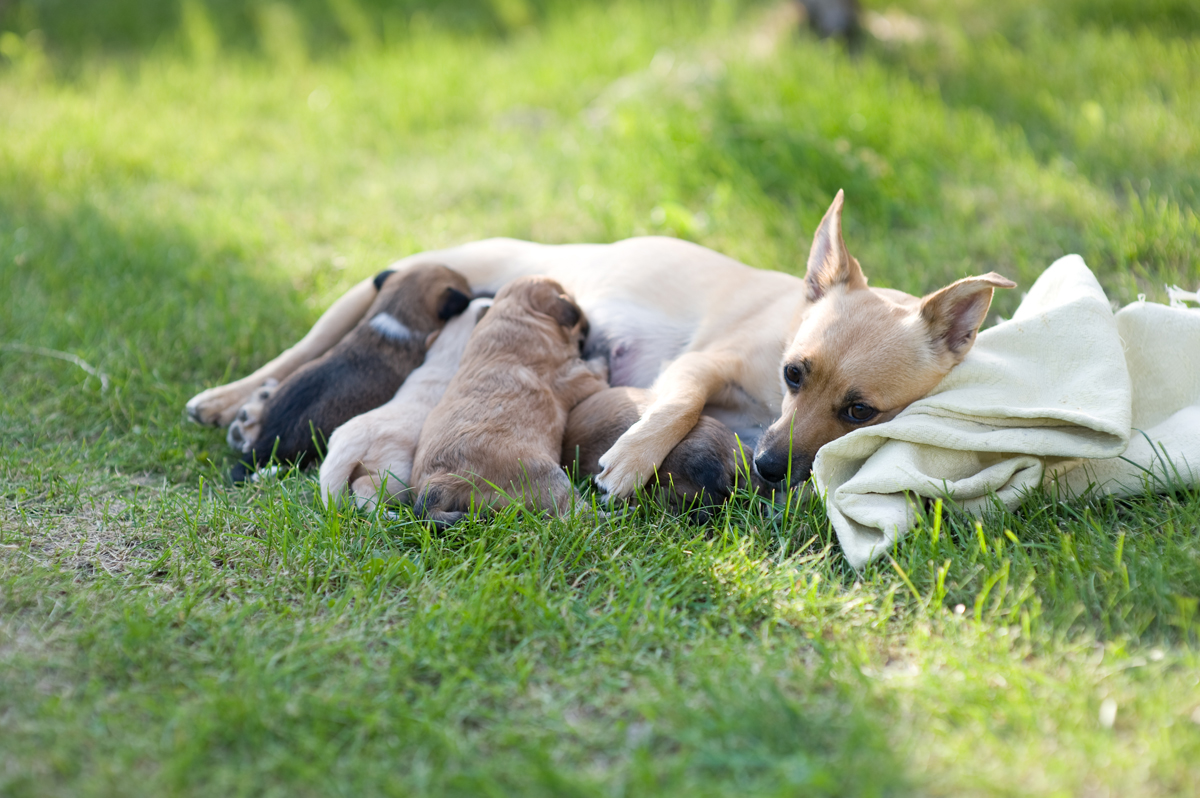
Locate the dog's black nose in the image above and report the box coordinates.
[754,450,788,485]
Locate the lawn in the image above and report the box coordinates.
[2,0,1199,795]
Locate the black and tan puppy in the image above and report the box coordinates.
[562,387,769,520]
[411,275,608,528]
[229,264,471,482]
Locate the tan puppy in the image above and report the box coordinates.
[563,387,765,518]
[318,297,492,510]
[411,276,608,528]
[188,191,1015,497]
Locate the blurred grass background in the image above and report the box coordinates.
[1,1,1199,795]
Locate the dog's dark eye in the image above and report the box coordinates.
[843,403,877,424]
[783,364,804,390]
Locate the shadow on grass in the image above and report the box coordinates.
[1,0,623,58]
[706,89,931,235]
[0,173,309,479]
[971,0,1200,42]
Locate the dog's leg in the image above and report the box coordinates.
[518,460,583,518]
[186,275,380,426]
[413,477,476,530]
[595,351,738,498]
[320,407,422,509]
[567,387,750,516]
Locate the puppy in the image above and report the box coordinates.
[411,276,608,528]
[318,297,493,510]
[563,387,766,520]
[229,264,471,482]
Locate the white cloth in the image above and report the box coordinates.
[813,255,1200,569]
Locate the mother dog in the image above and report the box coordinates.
[186,191,1014,496]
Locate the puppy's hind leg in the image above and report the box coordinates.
[413,477,470,530]
[518,460,586,519]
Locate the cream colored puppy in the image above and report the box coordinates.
[319,297,493,510]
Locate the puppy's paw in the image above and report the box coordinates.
[319,422,368,503]
[349,472,384,511]
[595,439,654,499]
[225,379,278,452]
[349,472,413,512]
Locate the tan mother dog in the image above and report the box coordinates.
[187,191,1014,495]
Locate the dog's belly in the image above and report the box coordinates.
[581,299,780,448]
[702,387,778,451]
[699,406,771,451]
[582,299,692,389]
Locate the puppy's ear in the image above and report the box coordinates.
[436,286,472,320]
[920,273,1017,359]
[373,270,395,291]
[803,189,868,302]
[548,294,582,329]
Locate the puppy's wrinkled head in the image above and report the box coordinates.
[369,263,472,334]
[492,275,589,351]
[754,191,1016,486]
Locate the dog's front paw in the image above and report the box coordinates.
[595,438,655,499]
[225,379,278,453]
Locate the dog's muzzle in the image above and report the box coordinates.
[753,447,789,485]
[753,441,813,486]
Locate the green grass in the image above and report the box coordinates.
[2,0,1200,794]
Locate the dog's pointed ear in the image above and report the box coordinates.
[804,190,868,302]
[436,286,472,320]
[920,272,1017,359]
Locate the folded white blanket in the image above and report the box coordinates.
[813,255,1200,569]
